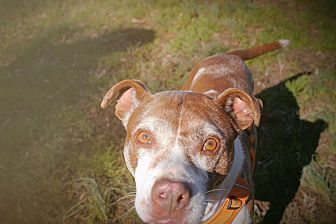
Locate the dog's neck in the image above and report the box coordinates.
[202,135,246,221]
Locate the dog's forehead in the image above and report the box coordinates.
[150,91,212,118]
[131,91,233,136]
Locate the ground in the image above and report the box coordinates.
[0,0,335,223]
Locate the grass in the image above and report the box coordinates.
[0,0,335,223]
[279,68,336,223]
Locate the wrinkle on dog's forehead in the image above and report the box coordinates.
[135,92,185,146]
[134,91,226,142]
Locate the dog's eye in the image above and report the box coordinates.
[136,130,152,145]
[203,137,219,152]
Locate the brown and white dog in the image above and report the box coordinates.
[101,39,289,224]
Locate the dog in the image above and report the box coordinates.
[101,39,289,224]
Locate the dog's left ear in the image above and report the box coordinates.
[101,79,151,126]
[215,88,263,132]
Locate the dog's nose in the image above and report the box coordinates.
[151,179,191,212]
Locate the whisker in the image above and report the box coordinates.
[123,199,135,206]
[119,206,135,219]
[110,194,136,205]
[233,183,250,190]
[206,184,250,194]
[205,188,229,194]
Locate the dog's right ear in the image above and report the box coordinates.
[101,79,151,126]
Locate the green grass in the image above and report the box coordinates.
[0,0,335,223]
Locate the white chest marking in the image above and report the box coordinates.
[191,67,205,87]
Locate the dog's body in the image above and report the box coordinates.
[101,40,289,224]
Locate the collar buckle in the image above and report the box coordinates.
[227,196,242,210]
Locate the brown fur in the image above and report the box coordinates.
[101,40,288,223]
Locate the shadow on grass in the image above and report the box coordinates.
[0,27,154,224]
[255,73,327,223]
[0,27,155,153]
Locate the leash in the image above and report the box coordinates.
[203,177,250,224]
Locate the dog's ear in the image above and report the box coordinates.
[101,79,151,126]
[215,88,263,132]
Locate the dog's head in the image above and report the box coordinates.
[101,80,262,224]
